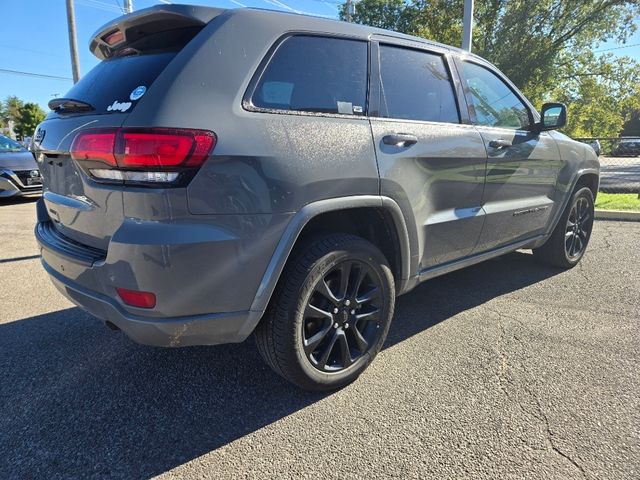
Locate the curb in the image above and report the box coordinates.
[595,209,640,221]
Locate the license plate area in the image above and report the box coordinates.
[27,176,43,186]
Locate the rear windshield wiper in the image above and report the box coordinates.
[48,98,95,113]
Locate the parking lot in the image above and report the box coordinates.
[599,156,640,193]
[1,198,638,479]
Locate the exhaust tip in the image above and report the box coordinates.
[105,320,120,331]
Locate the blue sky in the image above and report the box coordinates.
[1,0,638,111]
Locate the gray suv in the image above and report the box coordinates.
[33,5,599,390]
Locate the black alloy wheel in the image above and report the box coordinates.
[255,234,395,391]
[533,186,594,268]
[303,260,383,373]
[565,195,592,260]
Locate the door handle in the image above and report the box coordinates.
[382,133,418,147]
[488,139,512,149]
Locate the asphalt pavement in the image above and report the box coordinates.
[1,198,638,479]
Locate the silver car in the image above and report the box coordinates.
[0,134,42,198]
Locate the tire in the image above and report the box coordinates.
[254,233,395,391]
[533,187,595,268]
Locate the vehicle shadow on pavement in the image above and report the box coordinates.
[0,196,40,206]
[0,251,561,479]
[385,251,560,347]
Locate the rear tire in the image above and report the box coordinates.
[254,233,395,391]
[533,187,594,268]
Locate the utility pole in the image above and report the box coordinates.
[345,0,355,22]
[462,0,474,52]
[124,0,133,13]
[65,0,81,83]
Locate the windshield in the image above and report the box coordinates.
[0,135,27,153]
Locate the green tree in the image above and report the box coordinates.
[0,95,24,129]
[549,52,640,137]
[14,103,46,140]
[339,0,419,33]
[340,0,640,136]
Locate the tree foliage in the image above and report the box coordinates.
[340,0,640,137]
[550,52,640,137]
[13,103,46,140]
[0,96,24,127]
[1,97,46,139]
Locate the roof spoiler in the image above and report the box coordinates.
[89,4,225,60]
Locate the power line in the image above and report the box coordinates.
[76,0,122,13]
[0,68,73,81]
[594,42,640,53]
[263,0,300,14]
[260,0,333,18]
[0,44,65,58]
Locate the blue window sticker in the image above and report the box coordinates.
[130,86,147,101]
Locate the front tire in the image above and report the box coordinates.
[254,234,395,391]
[533,187,595,268]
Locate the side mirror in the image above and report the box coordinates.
[538,103,567,131]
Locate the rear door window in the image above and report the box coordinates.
[251,36,368,116]
[60,52,176,114]
[379,45,459,124]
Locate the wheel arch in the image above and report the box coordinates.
[574,171,599,201]
[248,196,414,315]
[542,167,600,243]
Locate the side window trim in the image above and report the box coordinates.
[453,56,536,131]
[443,53,472,125]
[368,41,381,118]
[242,32,371,120]
[371,42,462,125]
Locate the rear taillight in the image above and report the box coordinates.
[70,127,216,186]
[71,131,117,166]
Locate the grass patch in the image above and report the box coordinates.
[595,193,640,211]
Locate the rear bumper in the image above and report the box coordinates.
[43,259,260,346]
[33,197,288,347]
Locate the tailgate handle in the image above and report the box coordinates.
[382,133,418,147]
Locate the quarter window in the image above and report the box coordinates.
[252,36,368,116]
[379,45,459,123]
[461,61,531,130]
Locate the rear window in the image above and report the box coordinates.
[251,36,368,116]
[60,52,176,114]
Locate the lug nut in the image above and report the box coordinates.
[344,323,349,329]
[350,309,355,315]
[345,299,351,306]
[334,323,339,328]
[333,307,339,314]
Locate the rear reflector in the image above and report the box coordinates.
[116,288,156,308]
[70,127,216,185]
